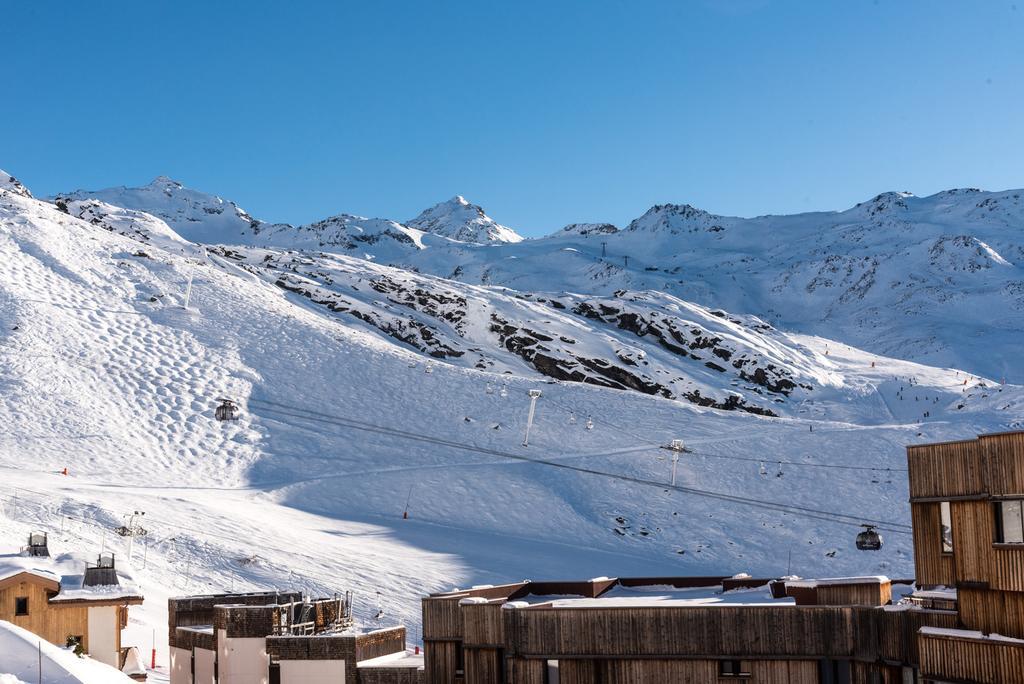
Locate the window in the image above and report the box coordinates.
[940,501,953,553]
[819,659,852,684]
[15,597,28,616]
[719,660,751,677]
[545,660,560,684]
[995,500,1024,543]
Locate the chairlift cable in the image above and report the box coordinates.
[245,397,912,533]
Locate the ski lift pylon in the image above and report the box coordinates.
[215,398,239,422]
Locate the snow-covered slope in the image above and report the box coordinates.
[6,172,1023,675]
[52,176,278,244]
[406,195,523,244]
[0,620,136,683]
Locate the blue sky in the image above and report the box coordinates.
[3,1,1022,236]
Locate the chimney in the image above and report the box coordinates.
[26,532,49,557]
[83,553,120,587]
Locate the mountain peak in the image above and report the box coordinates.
[148,175,184,188]
[408,196,523,244]
[0,169,33,198]
[626,202,724,234]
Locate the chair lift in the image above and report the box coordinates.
[215,399,239,421]
[759,462,768,477]
[856,524,883,551]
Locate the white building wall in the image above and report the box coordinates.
[217,628,269,684]
[194,647,216,684]
[280,660,346,684]
[170,646,193,684]
[86,605,119,668]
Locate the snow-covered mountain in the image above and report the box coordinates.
[4,168,1023,668]
[53,176,279,244]
[0,170,31,198]
[406,195,523,244]
[55,177,1023,381]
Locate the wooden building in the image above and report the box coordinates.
[168,591,424,684]
[422,575,955,684]
[908,430,1024,683]
[0,543,144,676]
[421,430,1024,683]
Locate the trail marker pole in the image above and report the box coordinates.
[183,264,195,309]
[183,250,205,309]
[522,390,542,447]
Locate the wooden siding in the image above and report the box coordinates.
[950,499,1024,591]
[907,431,1024,500]
[523,659,820,684]
[556,659,718,684]
[876,608,958,665]
[907,439,985,499]
[461,602,505,647]
[951,499,993,585]
[991,545,1024,591]
[502,606,876,659]
[0,579,91,653]
[850,661,905,684]
[423,598,465,641]
[919,629,1024,683]
[504,656,544,684]
[424,640,458,684]
[959,587,1024,639]
[816,581,891,607]
[980,431,1024,496]
[463,647,501,684]
[910,502,956,587]
[748,660,820,684]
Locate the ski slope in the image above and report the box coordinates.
[2,178,1023,675]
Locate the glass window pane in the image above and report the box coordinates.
[1002,500,1024,543]
[940,502,953,552]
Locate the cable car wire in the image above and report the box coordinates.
[245,396,912,533]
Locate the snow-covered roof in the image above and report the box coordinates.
[0,552,142,604]
[357,651,425,669]
[786,575,890,589]
[0,620,136,683]
[911,587,957,600]
[920,626,1024,645]
[506,582,793,609]
[0,558,61,587]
